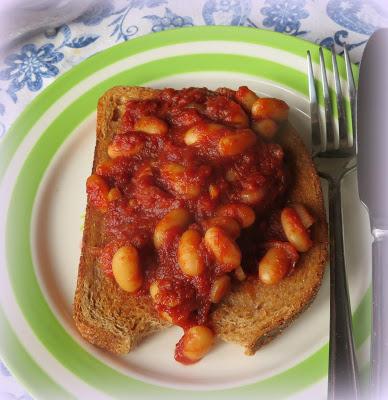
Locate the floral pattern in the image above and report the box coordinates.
[261,0,308,35]
[75,0,115,26]
[144,8,194,32]
[319,0,388,52]
[0,44,63,102]
[319,29,367,53]
[45,24,99,49]
[106,0,167,41]
[327,0,382,36]
[0,20,105,103]
[0,0,381,108]
[203,0,251,26]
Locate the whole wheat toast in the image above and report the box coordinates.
[73,86,328,356]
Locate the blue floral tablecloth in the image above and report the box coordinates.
[0,0,387,398]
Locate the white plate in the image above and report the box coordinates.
[0,27,371,400]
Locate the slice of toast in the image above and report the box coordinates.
[73,87,169,354]
[73,86,328,356]
[210,123,328,354]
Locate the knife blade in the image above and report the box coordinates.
[357,28,388,400]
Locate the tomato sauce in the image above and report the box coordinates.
[87,87,292,361]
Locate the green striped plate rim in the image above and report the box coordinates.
[0,26,368,400]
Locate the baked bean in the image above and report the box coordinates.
[251,98,289,122]
[204,227,241,270]
[182,183,201,199]
[179,326,214,363]
[86,174,109,212]
[112,245,143,292]
[184,123,224,146]
[160,311,173,323]
[205,216,241,239]
[184,125,202,146]
[234,266,247,281]
[235,86,259,111]
[153,208,191,249]
[240,187,266,205]
[216,203,255,228]
[218,129,256,156]
[281,207,313,252]
[206,94,248,128]
[258,246,291,285]
[210,275,231,303]
[160,162,185,185]
[225,168,239,182]
[161,162,185,176]
[134,116,168,135]
[208,184,220,200]
[178,230,205,277]
[291,203,315,228]
[263,241,300,266]
[251,119,279,139]
[108,187,121,202]
[107,135,144,159]
[160,162,201,199]
[149,281,180,307]
[149,281,160,301]
[229,108,249,128]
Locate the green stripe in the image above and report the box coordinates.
[1,26,364,399]
[6,52,369,399]
[353,286,371,348]
[0,26,358,181]
[0,307,74,399]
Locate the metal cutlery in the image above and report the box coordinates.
[357,28,388,400]
[307,45,360,400]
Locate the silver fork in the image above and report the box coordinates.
[307,46,360,400]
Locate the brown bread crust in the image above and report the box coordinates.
[73,86,328,356]
[73,87,169,354]
[210,123,328,354]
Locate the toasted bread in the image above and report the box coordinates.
[73,86,328,356]
[210,123,328,354]
[73,87,168,354]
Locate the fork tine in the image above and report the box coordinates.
[319,47,336,151]
[331,45,348,148]
[344,44,357,151]
[307,51,322,156]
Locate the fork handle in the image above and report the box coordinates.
[328,181,360,400]
[371,230,388,399]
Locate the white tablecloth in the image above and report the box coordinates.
[0,0,387,398]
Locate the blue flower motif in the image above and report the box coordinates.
[75,0,114,26]
[261,0,308,35]
[319,29,367,53]
[130,0,167,8]
[44,24,99,50]
[203,0,251,26]
[327,0,384,36]
[0,44,63,102]
[144,8,193,32]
